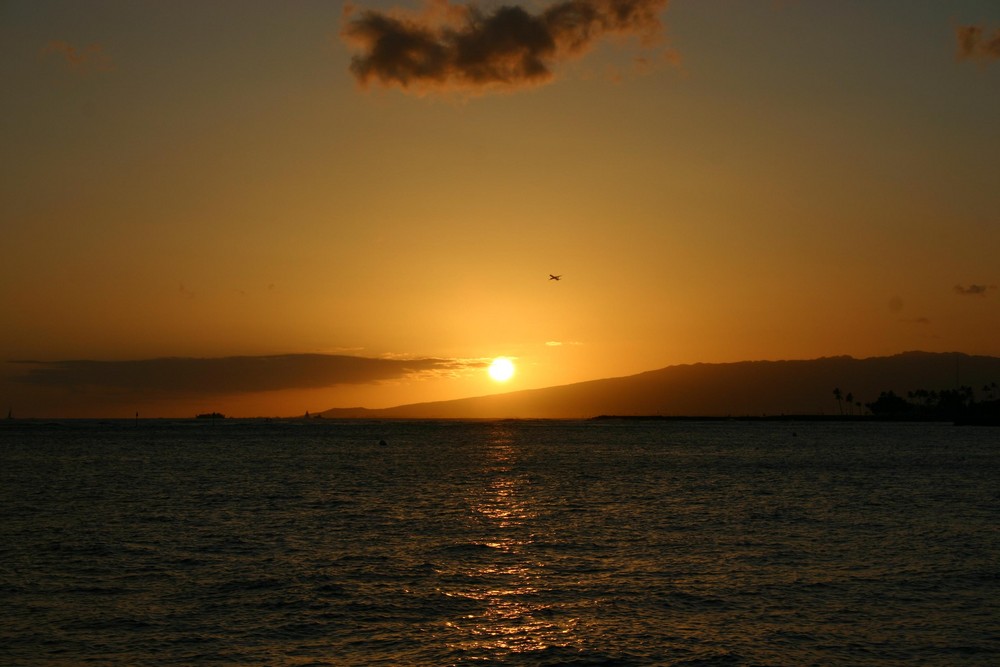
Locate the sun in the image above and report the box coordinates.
[487,357,515,382]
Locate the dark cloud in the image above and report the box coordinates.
[954,284,996,296]
[342,0,670,93]
[41,40,114,72]
[956,24,1000,62]
[11,354,472,398]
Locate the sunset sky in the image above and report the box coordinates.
[2,0,999,418]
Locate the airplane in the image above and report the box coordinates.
[549,274,561,281]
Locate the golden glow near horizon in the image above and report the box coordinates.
[488,358,516,383]
[1,1,999,417]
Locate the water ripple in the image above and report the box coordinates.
[1,419,998,665]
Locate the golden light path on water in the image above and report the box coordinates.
[443,425,579,658]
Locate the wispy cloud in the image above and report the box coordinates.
[888,297,930,324]
[955,24,1000,62]
[41,40,114,72]
[954,284,996,297]
[11,354,473,398]
[341,0,671,95]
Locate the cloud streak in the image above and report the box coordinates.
[341,0,670,94]
[41,40,114,72]
[954,284,996,297]
[956,24,1000,62]
[11,354,473,398]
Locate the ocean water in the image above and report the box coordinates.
[1,419,998,666]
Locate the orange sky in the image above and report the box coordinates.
[2,1,999,417]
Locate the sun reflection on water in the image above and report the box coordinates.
[441,425,580,659]
[475,477,536,527]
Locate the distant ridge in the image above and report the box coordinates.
[319,352,1000,419]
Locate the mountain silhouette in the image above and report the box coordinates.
[319,352,1000,419]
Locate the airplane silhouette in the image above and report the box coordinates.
[549,274,561,281]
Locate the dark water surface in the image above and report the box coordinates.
[1,419,998,665]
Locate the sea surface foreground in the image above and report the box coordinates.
[1,419,998,666]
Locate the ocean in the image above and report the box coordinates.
[1,419,997,666]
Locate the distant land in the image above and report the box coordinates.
[319,352,1000,419]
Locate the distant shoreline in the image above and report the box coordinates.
[591,414,998,425]
[3,414,993,425]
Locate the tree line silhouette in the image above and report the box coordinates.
[834,383,1000,422]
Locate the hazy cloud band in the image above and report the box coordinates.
[12,354,470,397]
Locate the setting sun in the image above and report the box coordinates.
[487,357,515,382]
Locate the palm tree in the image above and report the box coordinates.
[845,392,854,416]
[833,388,843,415]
